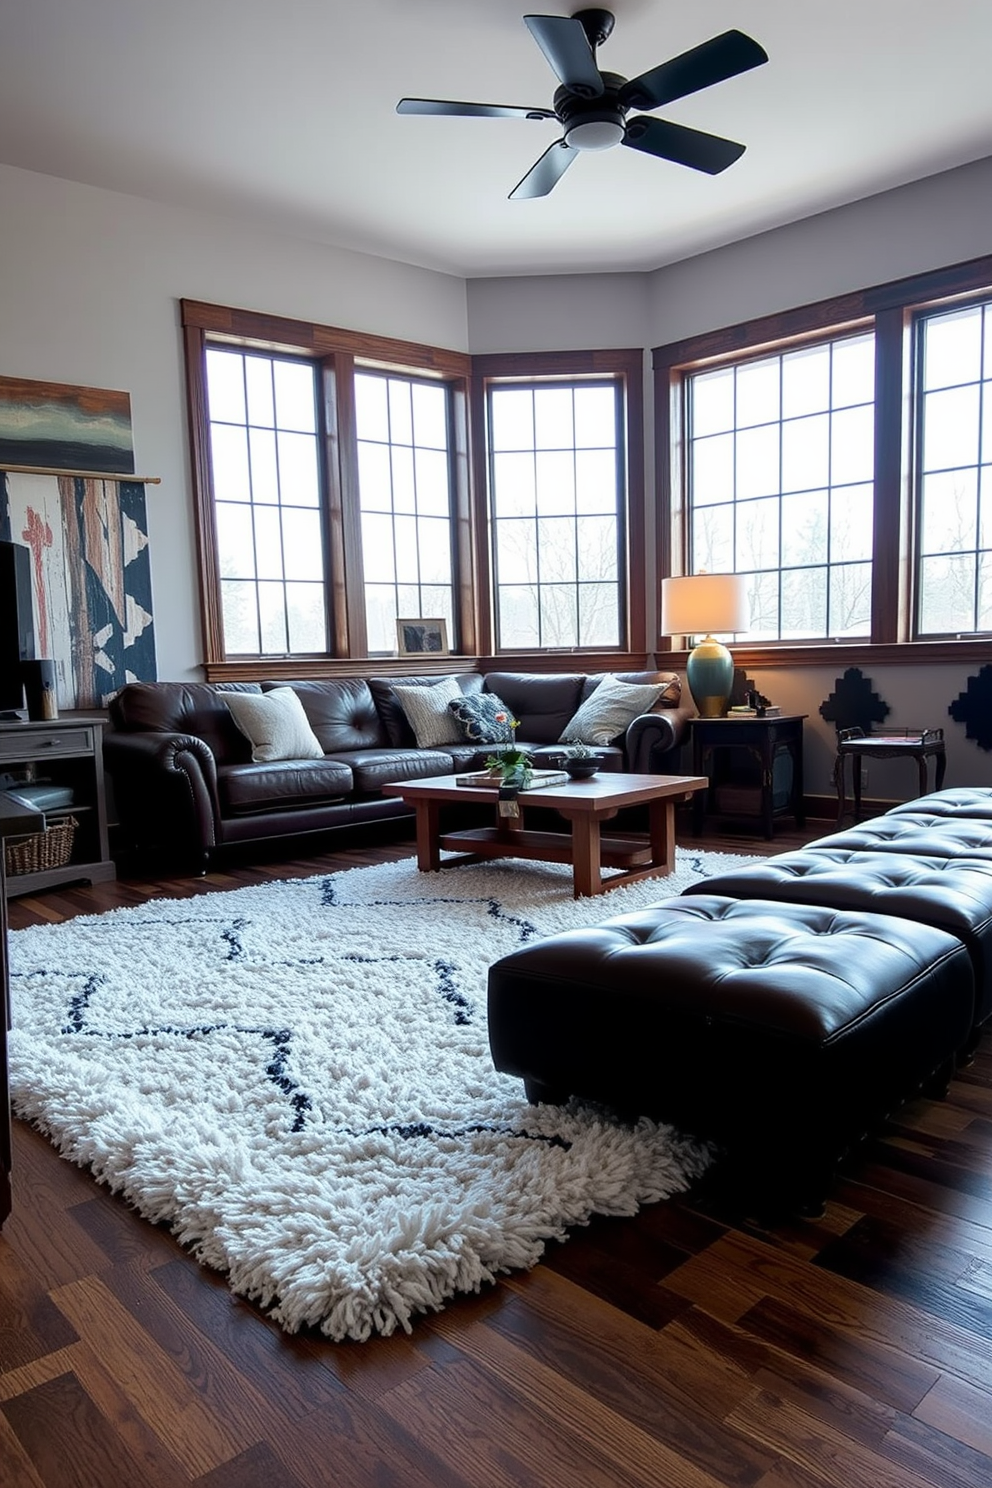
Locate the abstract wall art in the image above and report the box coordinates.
[0,376,157,710]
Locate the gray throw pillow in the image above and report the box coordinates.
[224,687,325,763]
[559,675,667,746]
[391,676,465,748]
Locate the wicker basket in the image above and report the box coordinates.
[3,816,78,877]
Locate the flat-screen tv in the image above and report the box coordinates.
[0,539,36,713]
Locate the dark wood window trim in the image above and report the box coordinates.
[653,252,992,666]
[469,347,646,658]
[181,300,473,676]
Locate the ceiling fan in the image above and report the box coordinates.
[396,9,768,199]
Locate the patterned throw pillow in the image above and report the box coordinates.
[224,687,325,763]
[390,676,465,748]
[559,676,668,746]
[448,692,517,745]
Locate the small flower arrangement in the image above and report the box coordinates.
[560,741,597,759]
[485,714,533,787]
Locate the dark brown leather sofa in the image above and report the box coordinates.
[104,668,694,871]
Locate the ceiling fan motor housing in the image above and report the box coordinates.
[555,73,626,150]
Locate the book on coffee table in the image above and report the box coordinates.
[455,769,569,789]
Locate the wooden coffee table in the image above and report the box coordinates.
[382,772,708,898]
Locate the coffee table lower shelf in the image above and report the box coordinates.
[440,825,666,891]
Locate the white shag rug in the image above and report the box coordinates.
[7,848,760,1342]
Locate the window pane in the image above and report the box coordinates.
[286,582,327,652]
[746,571,779,640]
[534,388,574,449]
[736,424,780,499]
[830,484,873,562]
[358,443,392,510]
[258,581,288,653]
[924,306,983,390]
[254,507,284,579]
[575,449,616,513]
[692,432,735,504]
[490,389,534,450]
[573,385,616,447]
[210,424,250,501]
[829,562,872,636]
[391,445,415,513]
[919,554,976,633]
[248,428,279,505]
[922,385,980,471]
[364,586,396,653]
[577,516,617,581]
[535,451,575,514]
[736,495,780,571]
[692,502,734,573]
[412,383,447,448]
[781,489,827,567]
[831,334,875,408]
[692,367,735,437]
[417,517,451,585]
[579,584,619,646]
[388,380,413,445]
[920,469,978,554]
[415,448,450,516]
[355,374,389,441]
[499,585,540,648]
[540,585,577,646]
[781,566,826,638]
[830,405,874,485]
[277,432,320,506]
[216,503,255,579]
[282,509,324,581]
[781,413,829,493]
[206,350,246,423]
[782,344,830,418]
[221,580,259,653]
[492,451,536,516]
[496,519,537,583]
[245,357,274,428]
[394,514,419,582]
[361,512,395,582]
[736,358,779,427]
[273,361,316,433]
[539,517,576,583]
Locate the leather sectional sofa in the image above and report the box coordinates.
[488,785,992,1218]
[104,668,693,870]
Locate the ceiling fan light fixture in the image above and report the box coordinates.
[564,116,624,151]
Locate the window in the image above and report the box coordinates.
[205,348,327,656]
[182,300,472,668]
[915,299,992,637]
[687,331,875,641]
[655,252,992,664]
[355,371,455,654]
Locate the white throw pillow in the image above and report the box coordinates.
[224,687,325,763]
[559,676,667,746]
[391,676,465,748]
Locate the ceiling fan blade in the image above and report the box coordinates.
[509,139,578,199]
[623,115,745,175]
[397,98,555,120]
[524,15,604,98]
[619,29,767,112]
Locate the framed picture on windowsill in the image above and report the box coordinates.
[396,618,449,656]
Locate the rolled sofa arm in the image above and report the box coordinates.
[625,700,697,774]
[103,730,220,866]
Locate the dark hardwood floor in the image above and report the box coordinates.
[3,813,992,1487]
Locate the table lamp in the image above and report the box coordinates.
[661,573,749,717]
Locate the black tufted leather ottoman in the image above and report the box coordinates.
[488,896,974,1215]
[804,813,992,861]
[685,848,992,1045]
[885,786,992,820]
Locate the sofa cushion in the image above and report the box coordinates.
[559,675,669,746]
[390,676,466,747]
[218,758,353,816]
[482,673,586,745]
[223,687,325,763]
[263,678,389,752]
[323,747,456,793]
[448,691,516,744]
[369,673,484,747]
[109,681,258,765]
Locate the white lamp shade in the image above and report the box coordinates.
[661,573,749,638]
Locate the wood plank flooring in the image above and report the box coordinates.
[3,815,991,1487]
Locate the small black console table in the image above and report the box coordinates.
[834,726,946,823]
[690,714,807,840]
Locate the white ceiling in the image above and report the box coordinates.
[1,0,991,279]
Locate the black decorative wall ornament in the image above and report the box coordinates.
[949,665,992,751]
[819,667,891,733]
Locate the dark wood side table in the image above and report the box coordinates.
[691,714,807,840]
[834,726,946,823]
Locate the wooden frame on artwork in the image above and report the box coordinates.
[396,618,449,656]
